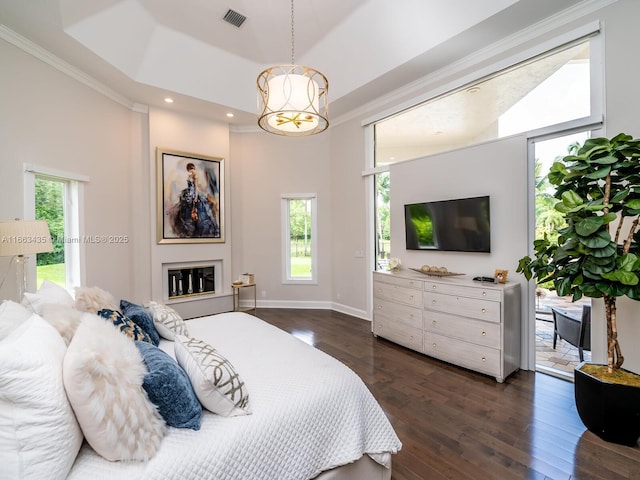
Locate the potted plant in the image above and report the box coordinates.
[517,133,640,446]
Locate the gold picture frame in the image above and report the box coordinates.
[156,148,224,244]
[494,269,509,283]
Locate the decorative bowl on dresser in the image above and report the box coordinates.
[373,270,521,383]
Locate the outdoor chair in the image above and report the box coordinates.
[551,305,591,362]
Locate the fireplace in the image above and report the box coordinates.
[167,265,215,299]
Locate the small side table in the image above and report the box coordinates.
[232,283,256,315]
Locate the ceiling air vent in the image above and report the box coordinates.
[223,9,247,28]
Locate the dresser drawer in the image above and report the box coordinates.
[374,320,422,351]
[424,292,500,323]
[423,282,502,302]
[423,332,501,377]
[374,298,422,329]
[374,281,423,308]
[374,274,423,291]
[424,311,500,348]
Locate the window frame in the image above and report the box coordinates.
[281,193,318,284]
[23,163,88,293]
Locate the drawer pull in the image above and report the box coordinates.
[482,291,487,296]
[482,331,486,336]
[481,357,486,362]
[432,320,437,326]
[409,335,414,340]
[481,308,486,313]
[432,285,437,289]
[432,343,437,347]
[432,299,436,304]
[409,295,414,300]
[377,305,382,310]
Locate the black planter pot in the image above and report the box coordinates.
[574,362,640,446]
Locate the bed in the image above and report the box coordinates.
[63,311,402,479]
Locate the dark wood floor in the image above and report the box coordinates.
[255,308,640,480]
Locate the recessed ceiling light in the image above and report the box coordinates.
[466,87,480,94]
[226,113,234,118]
[164,97,174,103]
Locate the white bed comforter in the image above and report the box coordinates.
[67,312,401,480]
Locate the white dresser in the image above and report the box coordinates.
[373,270,521,382]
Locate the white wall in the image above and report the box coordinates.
[229,131,332,307]
[0,39,139,302]
[389,135,528,283]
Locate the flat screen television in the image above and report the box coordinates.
[404,196,491,252]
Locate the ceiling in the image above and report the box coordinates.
[1,0,589,128]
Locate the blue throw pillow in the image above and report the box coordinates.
[120,300,160,346]
[97,309,153,344]
[135,341,202,430]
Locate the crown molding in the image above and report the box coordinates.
[332,0,617,128]
[230,124,262,134]
[132,103,149,114]
[1,24,136,111]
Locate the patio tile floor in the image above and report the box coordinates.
[535,292,591,379]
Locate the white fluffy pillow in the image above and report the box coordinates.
[21,280,74,315]
[0,314,83,480]
[39,304,86,346]
[63,314,166,461]
[0,300,33,341]
[174,335,251,416]
[73,286,118,314]
[148,301,189,340]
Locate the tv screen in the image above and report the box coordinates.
[404,196,491,252]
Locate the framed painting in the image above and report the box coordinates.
[156,148,224,244]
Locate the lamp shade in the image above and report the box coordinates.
[257,65,328,136]
[0,220,54,257]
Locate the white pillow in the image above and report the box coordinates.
[0,300,33,341]
[63,314,165,461]
[148,301,189,340]
[73,286,118,314]
[174,335,251,416]
[0,314,83,480]
[22,280,74,314]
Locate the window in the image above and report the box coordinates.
[35,177,67,289]
[24,165,87,293]
[281,194,317,283]
[366,33,602,273]
[374,37,597,164]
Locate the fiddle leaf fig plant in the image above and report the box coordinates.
[517,133,640,373]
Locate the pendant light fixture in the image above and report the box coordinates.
[257,0,329,136]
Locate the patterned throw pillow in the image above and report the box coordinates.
[120,300,160,346]
[174,335,251,417]
[135,341,202,430]
[148,301,189,341]
[97,309,153,344]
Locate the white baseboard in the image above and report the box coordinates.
[243,299,370,322]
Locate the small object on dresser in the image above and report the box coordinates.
[494,269,509,283]
[387,257,402,272]
[473,276,496,283]
[240,273,255,284]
